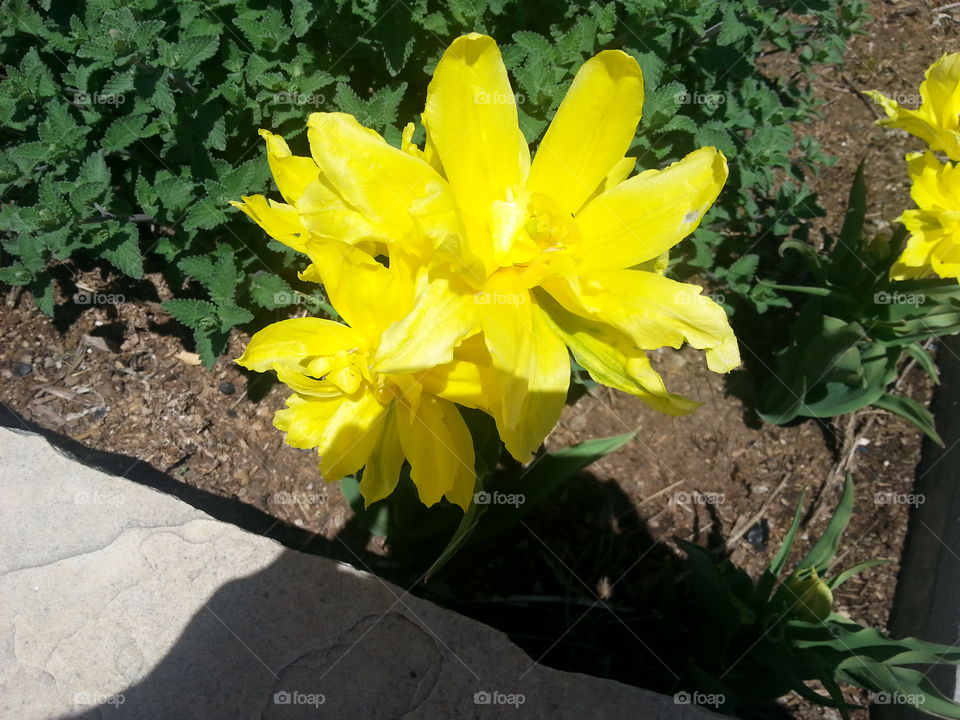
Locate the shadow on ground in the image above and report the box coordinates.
[1,404,794,719]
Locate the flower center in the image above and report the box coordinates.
[486,188,580,282]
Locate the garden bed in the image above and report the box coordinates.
[1,1,956,718]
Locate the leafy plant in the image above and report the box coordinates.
[666,475,960,717]
[756,163,960,442]
[340,407,634,576]
[0,0,867,363]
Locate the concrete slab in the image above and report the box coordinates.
[0,426,712,719]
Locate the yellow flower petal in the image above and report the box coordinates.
[422,33,528,226]
[307,112,450,239]
[297,177,388,245]
[401,121,444,176]
[418,334,499,414]
[893,152,960,280]
[573,147,728,271]
[527,50,644,215]
[480,286,570,462]
[275,391,386,482]
[302,242,411,340]
[396,395,475,508]
[358,404,405,506]
[230,195,307,252]
[538,290,699,415]
[374,266,480,374]
[906,151,960,209]
[258,129,319,204]
[236,317,364,372]
[866,53,960,160]
[545,270,740,374]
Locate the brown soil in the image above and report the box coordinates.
[0,1,954,717]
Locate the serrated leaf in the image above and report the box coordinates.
[290,0,315,36]
[249,273,295,309]
[218,303,253,330]
[0,263,34,286]
[208,250,239,305]
[100,225,144,279]
[183,199,225,231]
[102,115,147,152]
[164,298,218,329]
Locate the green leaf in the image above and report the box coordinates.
[472,433,635,543]
[102,115,147,152]
[290,0,315,36]
[340,476,390,536]
[872,393,944,447]
[164,298,218,329]
[249,273,295,309]
[183,199,226,231]
[769,489,807,577]
[904,342,939,384]
[425,494,485,580]
[218,303,253,330]
[826,559,889,590]
[208,250,239,305]
[100,225,144,279]
[797,473,854,575]
[0,263,34,286]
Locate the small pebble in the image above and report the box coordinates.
[745,519,770,550]
[12,362,32,376]
[219,381,236,395]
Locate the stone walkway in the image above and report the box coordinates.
[0,426,713,719]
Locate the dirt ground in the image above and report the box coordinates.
[0,1,956,717]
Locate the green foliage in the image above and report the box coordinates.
[0,0,867,361]
[668,475,960,717]
[756,163,960,442]
[340,408,633,576]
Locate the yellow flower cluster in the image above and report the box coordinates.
[867,53,960,280]
[233,34,739,509]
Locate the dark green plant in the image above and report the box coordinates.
[667,475,960,718]
[341,406,634,576]
[756,163,960,442]
[0,0,867,363]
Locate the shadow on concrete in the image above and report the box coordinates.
[1,403,796,719]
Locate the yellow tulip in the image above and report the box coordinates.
[866,53,960,161]
[236,243,482,510]
[235,33,741,491]
[378,34,737,460]
[892,151,960,281]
